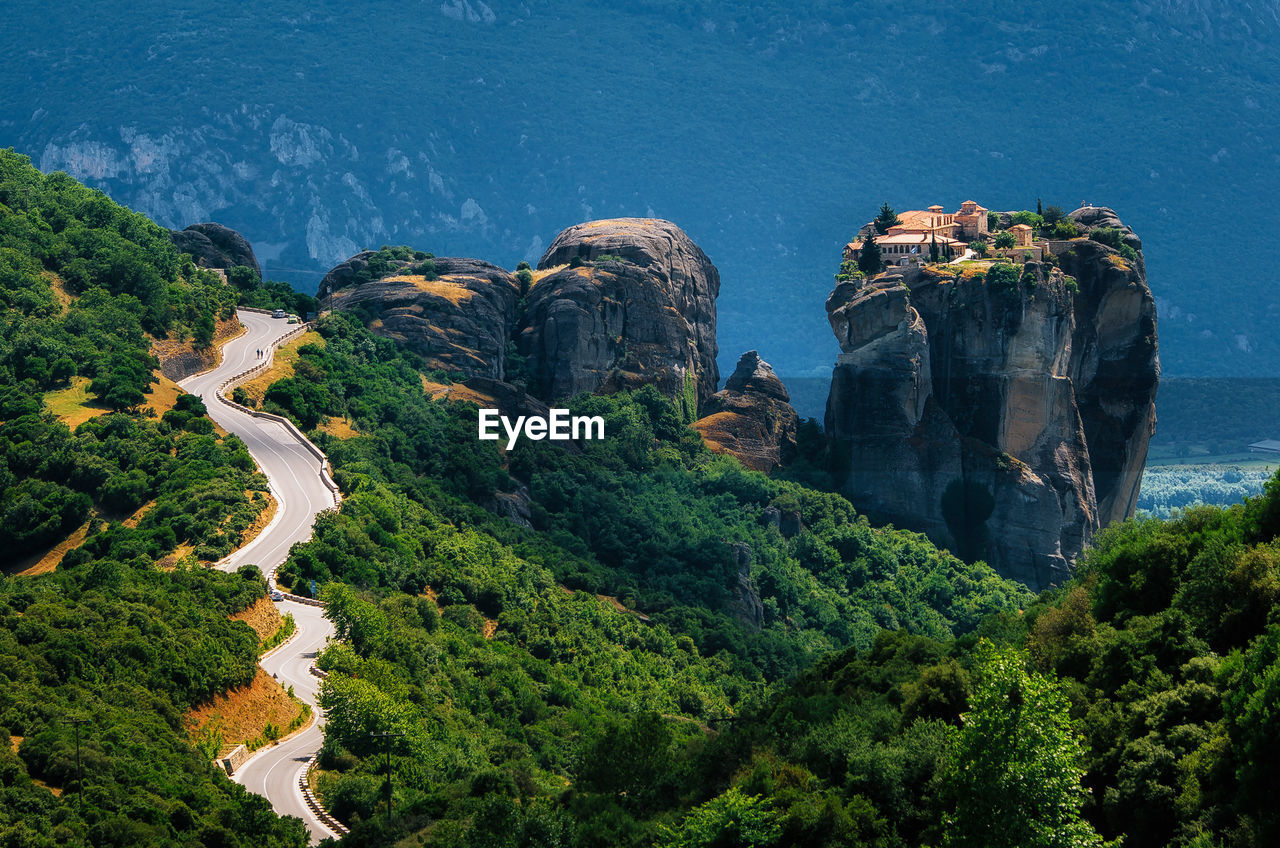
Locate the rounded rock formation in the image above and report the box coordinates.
[695,351,800,473]
[169,222,261,275]
[519,218,720,408]
[329,256,520,381]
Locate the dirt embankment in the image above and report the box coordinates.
[186,597,305,755]
[153,315,245,382]
[185,667,307,755]
[232,596,283,641]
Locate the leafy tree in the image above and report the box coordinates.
[941,644,1108,848]
[874,202,902,235]
[193,311,215,349]
[993,231,1017,250]
[657,787,783,848]
[834,258,861,283]
[515,267,534,293]
[226,265,260,291]
[984,262,1019,294]
[1011,210,1044,229]
[1052,220,1080,239]
[969,240,989,258]
[1043,205,1066,227]
[579,712,677,809]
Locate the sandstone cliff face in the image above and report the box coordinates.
[322,219,722,411]
[520,218,720,408]
[169,223,261,275]
[825,209,1158,590]
[330,258,520,380]
[695,351,799,473]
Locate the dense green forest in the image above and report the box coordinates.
[0,561,307,847]
[248,312,1028,844]
[270,313,1280,846]
[0,150,305,846]
[9,147,1280,848]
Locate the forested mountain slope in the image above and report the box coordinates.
[248,311,1031,844]
[0,150,307,845]
[261,304,1280,845]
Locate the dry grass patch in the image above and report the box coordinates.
[420,375,497,407]
[122,500,156,528]
[44,371,193,429]
[232,596,283,643]
[386,274,477,306]
[530,264,565,286]
[5,521,90,577]
[582,217,658,229]
[156,543,197,570]
[145,374,185,418]
[237,331,324,406]
[44,377,112,428]
[185,668,307,756]
[47,273,73,313]
[319,416,358,439]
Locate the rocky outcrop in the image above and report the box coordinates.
[1069,206,1143,253]
[728,542,764,631]
[320,219,722,411]
[330,258,520,380]
[519,218,720,408]
[825,208,1158,590]
[695,351,799,472]
[169,223,261,275]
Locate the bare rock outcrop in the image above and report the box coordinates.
[329,258,520,380]
[695,351,799,473]
[169,223,260,275]
[519,218,720,408]
[824,209,1158,590]
[728,542,764,631]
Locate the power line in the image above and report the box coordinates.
[64,718,89,809]
[369,730,405,819]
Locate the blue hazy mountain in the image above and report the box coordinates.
[3,0,1277,378]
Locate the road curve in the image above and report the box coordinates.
[180,310,339,844]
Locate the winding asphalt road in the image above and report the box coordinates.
[180,310,339,844]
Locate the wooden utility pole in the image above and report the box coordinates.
[369,730,404,818]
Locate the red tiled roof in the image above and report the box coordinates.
[875,232,964,245]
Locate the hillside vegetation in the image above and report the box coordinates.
[268,309,1280,845]
[0,151,305,846]
[245,311,1032,844]
[9,141,1280,848]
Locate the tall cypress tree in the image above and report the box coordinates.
[858,234,882,274]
